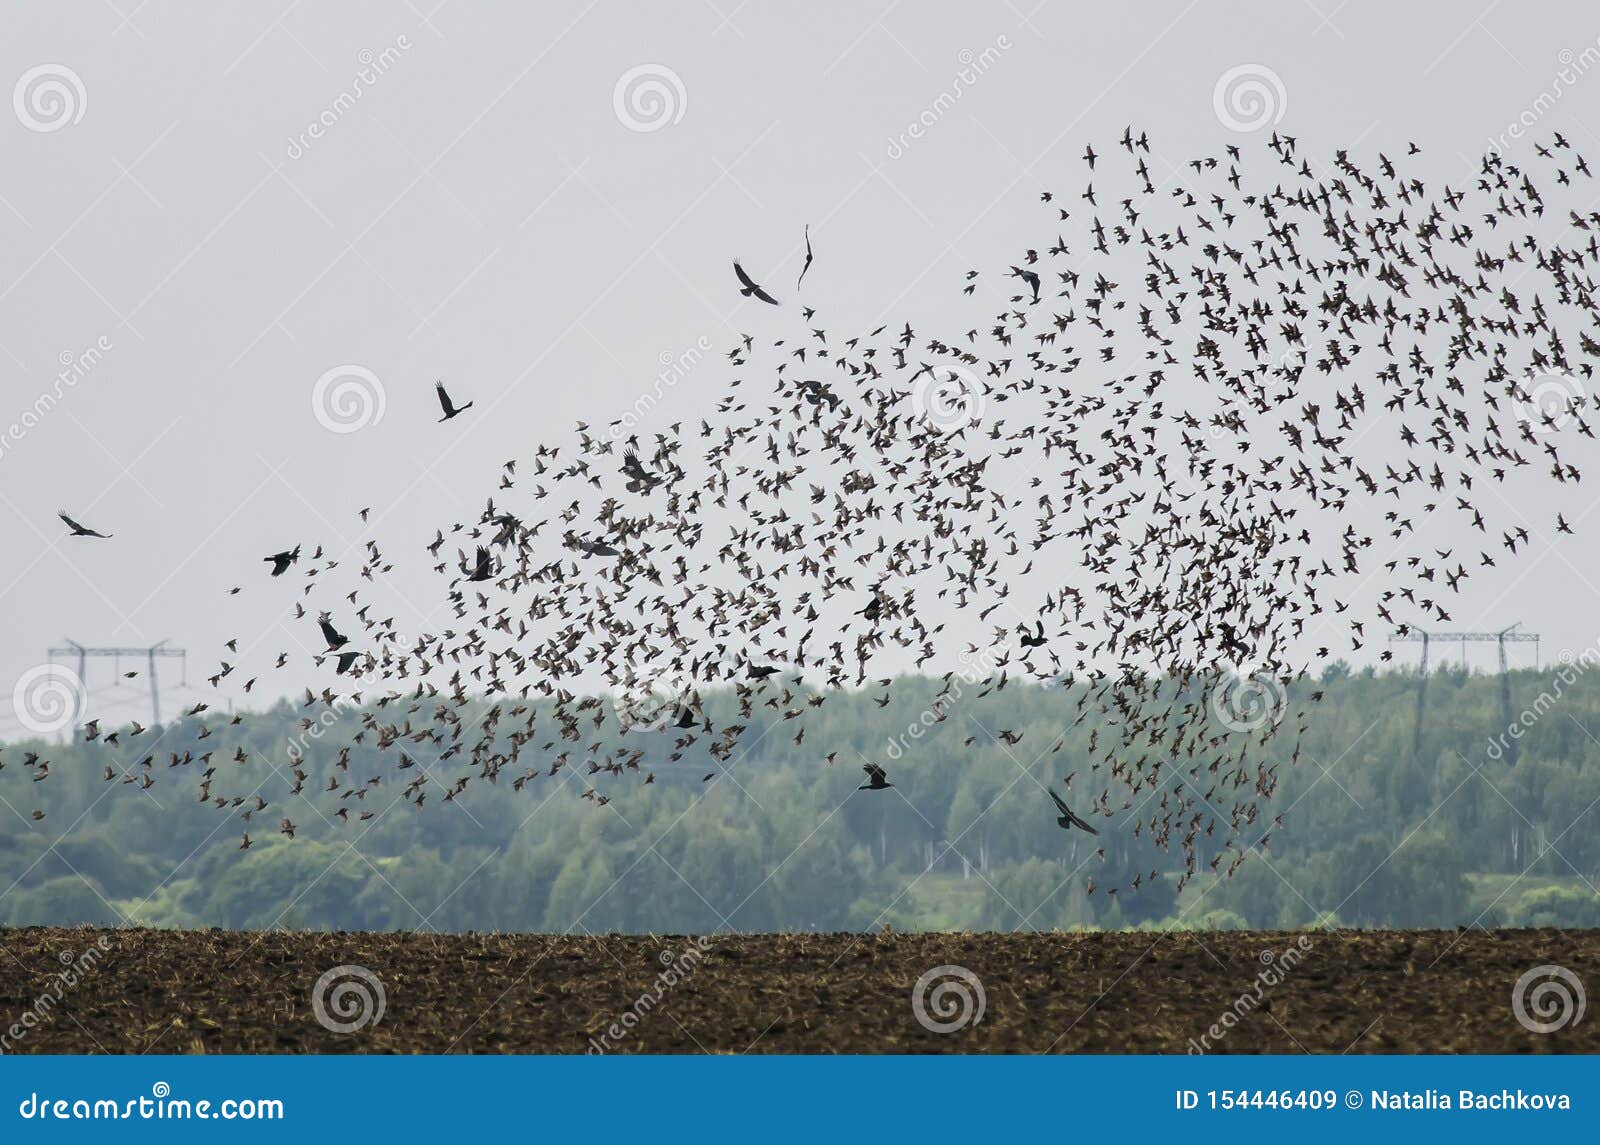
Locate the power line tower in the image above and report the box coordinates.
[46,639,187,727]
[1388,624,1539,764]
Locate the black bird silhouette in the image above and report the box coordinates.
[1009,264,1041,303]
[858,762,893,791]
[264,545,300,576]
[58,511,110,539]
[572,534,621,557]
[733,260,780,305]
[435,381,473,421]
[318,616,349,651]
[465,545,494,582]
[796,224,814,290]
[1049,787,1099,834]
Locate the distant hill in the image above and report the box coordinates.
[1,664,1598,932]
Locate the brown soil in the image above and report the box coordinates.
[0,927,1594,1053]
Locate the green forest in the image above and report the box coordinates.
[3,661,1599,934]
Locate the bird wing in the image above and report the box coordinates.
[1067,809,1101,836]
[435,381,454,416]
[797,225,814,288]
[58,511,82,532]
[735,260,779,304]
[1049,788,1071,816]
[319,619,343,645]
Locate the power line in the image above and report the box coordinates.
[1388,623,1538,765]
[46,639,187,727]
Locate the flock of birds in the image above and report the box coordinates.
[31,128,1600,898]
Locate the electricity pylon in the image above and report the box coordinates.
[45,639,187,727]
[1388,624,1539,764]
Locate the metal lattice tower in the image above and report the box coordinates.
[46,639,187,726]
[1388,624,1539,764]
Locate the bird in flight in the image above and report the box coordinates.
[58,511,111,539]
[264,546,300,577]
[734,260,780,305]
[435,381,474,421]
[464,545,494,582]
[318,616,350,651]
[858,762,893,791]
[1049,787,1099,835]
[796,224,814,290]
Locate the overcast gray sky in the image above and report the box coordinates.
[4,0,1600,734]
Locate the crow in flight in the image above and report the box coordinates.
[435,381,474,421]
[58,511,111,538]
[796,224,814,290]
[858,762,893,791]
[264,546,300,576]
[1049,787,1099,835]
[733,260,780,305]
